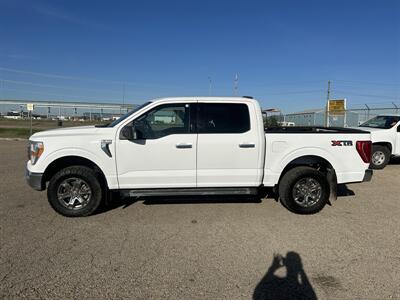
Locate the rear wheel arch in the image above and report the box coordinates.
[277,155,336,202]
[278,166,330,214]
[372,142,392,153]
[279,155,335,182]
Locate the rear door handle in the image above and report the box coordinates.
[239,143,255,148]
[176,143,192,149]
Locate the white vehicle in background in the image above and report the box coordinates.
[278,121,295,127]
[359,114,400,169]
[26,97,373,217]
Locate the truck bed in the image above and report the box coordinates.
[265,126,369,134]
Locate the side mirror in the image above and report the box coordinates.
[120,125,137,140]
[397,126,400,132]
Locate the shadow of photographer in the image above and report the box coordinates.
[253,251,317,300]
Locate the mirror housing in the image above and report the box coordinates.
[120,125,137,140]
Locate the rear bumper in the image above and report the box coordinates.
[362,169,373,182]
[25,167,45,191]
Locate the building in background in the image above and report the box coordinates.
[284,108,360,127]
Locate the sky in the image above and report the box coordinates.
[0,0,399,113]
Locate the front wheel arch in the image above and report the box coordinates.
[43,156,108,189]
[47,165,104,217]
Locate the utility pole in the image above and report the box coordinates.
[233,73,239,96]
[325,80,331,127]
[30,110,32,136]
[208,76,212,96]
[392,102,398,114]
[122,83,125,112]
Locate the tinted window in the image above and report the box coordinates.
[360,116,400,129]
[198,103,250,133]
[107,102,152,127]
[133,104,191,139]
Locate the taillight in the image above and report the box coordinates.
[356,141,372,163]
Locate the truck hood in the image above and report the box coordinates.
[357,127,385,132]
[356,126,396,143]
[30,125,103,139]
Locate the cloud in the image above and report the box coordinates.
[33,3,103,29]
[0,53,36,60]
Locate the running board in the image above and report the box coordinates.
[120,187,259,198]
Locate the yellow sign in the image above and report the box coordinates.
[27,103,34,111]
[328,99,346,115]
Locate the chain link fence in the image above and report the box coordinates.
[282,105,400,127]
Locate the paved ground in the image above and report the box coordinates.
[1,140,399,299]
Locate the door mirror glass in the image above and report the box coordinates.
[120,125,137,140]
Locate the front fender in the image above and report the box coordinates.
[35,147,118,189]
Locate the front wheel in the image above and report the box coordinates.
[370,145,390,169]
[278,166,330,214]
[47,166,103,217]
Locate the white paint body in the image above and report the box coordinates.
[28,97,371,190]
[359,116,400,156]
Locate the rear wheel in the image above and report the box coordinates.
[47,166,103,217]
[279,166,329,214]
[370,145,390,169]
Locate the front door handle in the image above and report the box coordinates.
[176,143,192,149]
[239,143,255,148]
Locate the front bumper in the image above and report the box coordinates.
[362,169,373,182]
[25,167,45,191]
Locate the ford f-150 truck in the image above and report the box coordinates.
[358,114,400,169]
[26,97,373,217]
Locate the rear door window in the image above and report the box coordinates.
[197,103,250,134]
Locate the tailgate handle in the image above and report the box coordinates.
[239,143,255,148]
[176,143,192,149]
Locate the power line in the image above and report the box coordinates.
[0,66,182,88]
[264,90,324,95]
[0,78,122,95]
[251,80,325,88]
[333,79,400,86]
[1,87,121,101]
[334,90,399,100]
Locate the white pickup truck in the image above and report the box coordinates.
[358,114,400,169]
[26,97,373,217]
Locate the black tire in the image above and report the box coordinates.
[370,145,390,170]
[47,166,103,217]
[278,166,329,214]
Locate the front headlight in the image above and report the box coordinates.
[28,141,44,165]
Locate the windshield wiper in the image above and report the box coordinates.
[95,123,111,128]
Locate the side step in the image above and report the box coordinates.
[120,187,259,198]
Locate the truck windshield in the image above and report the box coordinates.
[107,102,152,127]
[360,116,400,129]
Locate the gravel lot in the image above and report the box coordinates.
[1,140,399,299]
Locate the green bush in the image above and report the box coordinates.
[0,128,42,138]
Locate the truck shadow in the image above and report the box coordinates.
[253,251,317,300]
[97,185,354,215]
[389,156,400,165]
[267,184,355,202]
[337,184,355,197]
[97,194,263,214]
